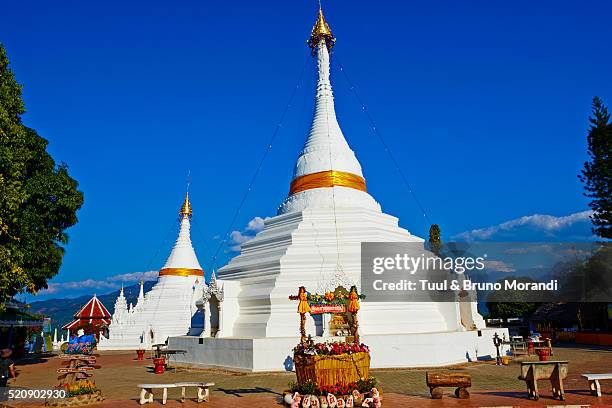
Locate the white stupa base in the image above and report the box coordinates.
[168,327,509,372]
[97,340,146,351]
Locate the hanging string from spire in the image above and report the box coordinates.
[210,54,312,267]
[143,220,177,275]
[191,217,216,272]
[334,55,433,227]
[178,171,218,275]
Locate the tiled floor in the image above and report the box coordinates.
[4,345,611,407]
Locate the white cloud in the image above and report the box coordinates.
[44,280,115,295]
[229,216,269,251]
[106,271,159,282]
[503,244,554,254]
[484,260,516,273]
[246,216,267,232]
[454,211,593,241]
[229,230,252,251]
[40,271,157,296]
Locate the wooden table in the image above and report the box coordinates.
[158,350,186,369]
[508,338,527,354]
[518,360,568,400]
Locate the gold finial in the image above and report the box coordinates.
[308,6,336,50]
[179,192,193,219]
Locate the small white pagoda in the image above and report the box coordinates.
[169,8,502,370]
[98,194,206,350]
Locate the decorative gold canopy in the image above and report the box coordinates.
[179,192,193,219]
[308,7,336,50]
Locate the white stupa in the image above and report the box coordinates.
[170,8,503,370]
[98,194,206,349]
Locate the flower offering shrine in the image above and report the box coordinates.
[288,285,381,406]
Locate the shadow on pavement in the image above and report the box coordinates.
[15,352,56,366]
[554,343,612,352]
[217,386,281,397]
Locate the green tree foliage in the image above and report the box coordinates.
[486,301,539,320]
[428,224,442,256]
[579,97,612,239]
[553,244,612,302]
[486,276,540,319]
[0,43,83,306]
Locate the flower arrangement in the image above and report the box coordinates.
[304,291,366,307]
[355,377,379,394]
[288,380,318,395]
[289,377,379,396]
[320,383,352,396]
[294,341,369,357]
[62,379,97,397]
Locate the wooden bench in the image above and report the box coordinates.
[138,383,176,405]
[583,373,612,397]
[518,361,568,400]
[426,371,471,399]
[174,382,215,403]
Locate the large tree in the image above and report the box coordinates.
[0,43,83,306]
[485,276,541,319]
[579,97,612,239]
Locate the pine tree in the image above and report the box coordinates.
[428,224,442,255]
[579,97,612,239]
[0,43,84,306]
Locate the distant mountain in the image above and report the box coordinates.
[29,281,156,330]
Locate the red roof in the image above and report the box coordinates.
[62,295,111,330]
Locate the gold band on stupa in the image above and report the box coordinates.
[159,268,204,277]
[289,170,367,195]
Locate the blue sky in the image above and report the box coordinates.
[2,0,609,300]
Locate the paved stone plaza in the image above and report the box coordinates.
[4,345,611,407]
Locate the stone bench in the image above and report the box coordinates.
[138,384,176,405]
[138,382,214,405]
[174,382,215,403]
[518,361,568,401]
[426,371,471,399]
[583,373,612,397]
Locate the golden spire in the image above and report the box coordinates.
[179,192,193,219]
[308,6,336,50]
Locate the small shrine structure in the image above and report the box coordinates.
[62,295,111,337]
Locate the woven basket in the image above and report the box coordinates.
[294,352,370,387]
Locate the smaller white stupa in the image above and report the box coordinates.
[98,193,206,349]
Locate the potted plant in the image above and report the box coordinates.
[153,357,165,374]
[536,348,549,361]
